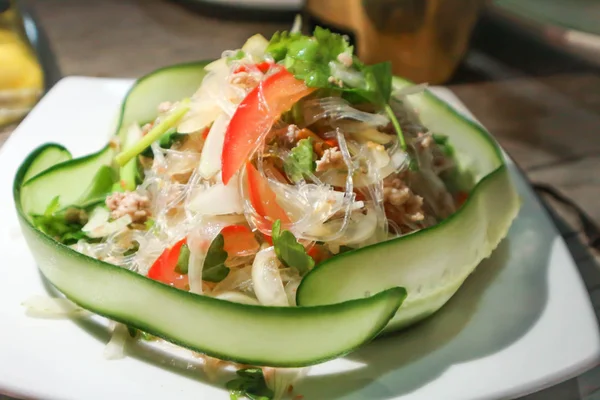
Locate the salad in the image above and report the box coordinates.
[14,22,519,400]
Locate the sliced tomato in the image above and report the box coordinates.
[246,162,290,225]
[221,68,316,184]
[262,234,274,245]
[147,238,189,290]
[307,244,331,265]
[324,138,339,148]
[233,61,273,74]
[221,224,260,257]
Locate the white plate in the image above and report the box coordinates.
[0,77,599,400]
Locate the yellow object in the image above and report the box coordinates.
[305,0,484,84]
[0,1,44,126]
[0,30,43,90]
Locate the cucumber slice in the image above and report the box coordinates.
[74,165,116,209]
[16,194,404,366]
[22,143,71,183]
[20,145,115,217]
[296,82,520,332]
[114,61,208,143]
[13,63,407,367]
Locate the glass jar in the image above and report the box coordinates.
[305,0,485,84]
[0,0,43,126]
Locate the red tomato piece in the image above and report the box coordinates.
[233,61,273,74]
[147,238,189,290]
[246,162,290,226]
[221,68,316,184]
[221,225,260,257]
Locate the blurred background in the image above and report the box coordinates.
[1,0,599,120]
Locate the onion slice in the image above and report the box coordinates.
[199,114,229,179]
[188,174,243,215]
[104,322,130,360]
[252,247,288,307]
[22,295,90,318]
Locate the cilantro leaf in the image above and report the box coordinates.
[266,30,303,62]
[313,26,353,58]
[31,212,88,245]
[202,234,229,282]
[272,220,314,275]
[267,27,352,89]
[432,133,455,157]
[226,368,274,400]
[283,138,315,182]
[31,196,91,244]
[362,62,393,103]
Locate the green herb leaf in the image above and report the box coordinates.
[175,243,191,274]
[226,368,274,400]
[356,62,393,104]
[283,138,315,182]
[408,157,419,171]
[266,30,303,62]
[227,49,246,64]
[202,234,230,282]
[432,133,455,157]
[272,220,314,275]
[31,213,87,245]
[31,197,91,244]
[267,27,352,89]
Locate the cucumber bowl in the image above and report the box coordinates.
[0,71,598,400]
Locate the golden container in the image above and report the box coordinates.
[305,0,485,84]
[0,0,43,126]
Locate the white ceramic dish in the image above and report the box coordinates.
[0,77,598,400]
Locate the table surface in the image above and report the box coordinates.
[2,1,600,399]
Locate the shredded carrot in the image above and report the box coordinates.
[324,138,338,148]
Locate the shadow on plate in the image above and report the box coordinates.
[38,271,232,391]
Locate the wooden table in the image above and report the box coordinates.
[3,1,600,399]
